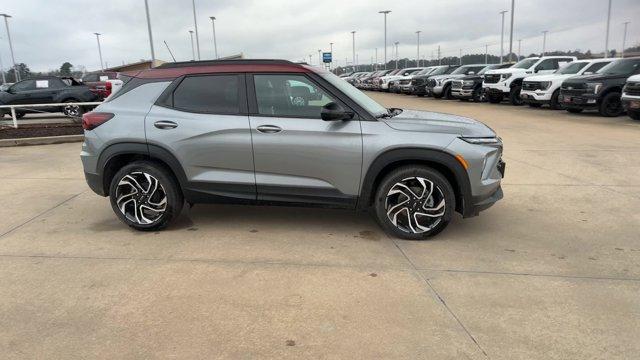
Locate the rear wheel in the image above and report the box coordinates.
[509,85,523,105]
[598,92,623,117]
[109,161,183,231]
[374,166,454,240]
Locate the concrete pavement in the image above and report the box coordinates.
[0,93,638,359]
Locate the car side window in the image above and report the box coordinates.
[536,59,557,71]
[584,62,608,74]
[11,80,36,92]
[172,75,240,114]
[253,74,337,119]
[48,79,67,89]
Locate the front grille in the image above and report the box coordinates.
[412,78,425,86]
[452,80,462,90]
[400,79,411,85]
[484,74,500,84]
[561,82,586,91]
[427,78,437,87]
[522,81,541,91]
[624,82,640,96]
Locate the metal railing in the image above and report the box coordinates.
[0,102,103,129]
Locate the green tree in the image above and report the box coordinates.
[60,62,73,76]
[7,63,30,82]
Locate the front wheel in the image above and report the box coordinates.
[374,166,455,240]
[443,84,453,99]
[509,85,523,105]
[566,108,583,114]
[549,89,563,110]
[528,103,542,108]
[472,87,483,102]
[109,161,184,231]
[599,92,623,117]
[487,93,503,103]
[629,110,640,120]
[62,100,84,117]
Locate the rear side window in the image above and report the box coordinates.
[173,75,240,114]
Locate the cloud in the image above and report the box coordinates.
[0,0,638,72]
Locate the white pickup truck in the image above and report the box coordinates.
[622,74,640,120]
[483,56,577,105]
[520,59,612,109]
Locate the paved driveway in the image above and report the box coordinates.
[1,93,638,359]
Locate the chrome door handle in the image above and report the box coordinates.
[256,125,282,134]
[154,120,178,129]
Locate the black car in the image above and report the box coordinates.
[0,76,99,118]
[559,57,640,117]
[451,63,513,102]
[410,65,459,97]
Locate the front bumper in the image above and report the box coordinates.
[483,83,510,95]
[622,94,640,112]
[466,186,503,217]
[452,87,475,98]
[558,92,599,110]
[520,90,552,103]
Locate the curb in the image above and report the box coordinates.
[0,134,84,147]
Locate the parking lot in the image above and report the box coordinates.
[1,92,639,359]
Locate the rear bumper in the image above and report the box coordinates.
[85,171,106,196]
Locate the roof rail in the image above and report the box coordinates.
[156,59,295,69]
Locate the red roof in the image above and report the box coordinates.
[126,62,315,79]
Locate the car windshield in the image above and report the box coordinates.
[429,67,448,75]
[451,66,470,75]
[512,58,539,69]
[597,59,640,75]
[320,71,388,117]
[478,65,499,75]
[416,68,434,75]
[557,62,588,75]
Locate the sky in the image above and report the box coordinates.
[0,0,639,72]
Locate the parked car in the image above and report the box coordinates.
[451,63,513,102]
[342,72,368,84]
[379,67,425,91]
[0,82,14,92]
[560,57,640,117]
[520,59,612,109]
[483,56,577,105]
[410,65,460,97]
[0,76,99,118]
[400,67,437,94]
[81,59,504,239]
[390,68,424,93]
[81,71,119,100]
[622,74,640,120]
[426,64,488,99]
[369,69,394,90]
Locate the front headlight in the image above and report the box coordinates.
[539,81,552,90]
[460,137,502,145]
[500,73,512,80]
[587,82,603,94]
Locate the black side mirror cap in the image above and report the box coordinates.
[321,102,354,121]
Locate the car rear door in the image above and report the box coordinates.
[247,73,363,207]
[145,73,256,201]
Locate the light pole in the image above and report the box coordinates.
[541,30,548,56]
[459,49,462,65]
[189,30,195,60]
[437,45,441,65]
[485,44,488,64]
[508,0,515,62]
[605,0,612,58]
[517,39,522,60]
[318,49,322,68]
[394,41,399,69]
[415,30,421,67]
[329,42,333,69]
[94,33,104,70]
[209,16,218,59]
[0,44,6,83]
[0,14,19,81]
[191,0,201,60]
[351,31,356,71]
[144,0,156,65]
[499,10,508,63]
[379,10,391,69]
[309,54,313,66]
[622,22,630,58]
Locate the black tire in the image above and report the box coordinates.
[629,110,640,120]
[598,92,623,117]
[528,103,542,108]
[472,87,482,102]
[487,93,502,103]
[509,85,523,105]
[109,161,184,231]
[416,94,425,97]
[61,99,85,117]
[432,91,443,99]
[442,84,453,99]
[566,108,583,113]
[373,166,455,240]
[16,112,26,119]
[549,89,563,110]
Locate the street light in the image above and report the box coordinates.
[379,10,391,69]
[209,16,218,59]
[189,30,195,60]
[0,14,19,81]
[622,21,630,58]
[143,0,156,65]
[605,0,612,58]
[94,33,104,70]
[318,49,322,68]
[499,10,508,63]
[517,39,522,60]
[329,42,334,70]
[351,31,356,71]
[394,41,399,69]
[415,30,421,67]
[191,0,201,60]
[0,41,6,83]
[541,30,548,56]
[508,0,515,62]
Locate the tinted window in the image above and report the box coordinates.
[48,78,67,89]
[11,80,36,91]
[173,75,240,114]
[557,62,588,75]
[585,61,610,74]
[536,59,557,71]
[83,74,99,82]
[253,74,338,119]
[598,59,640,76]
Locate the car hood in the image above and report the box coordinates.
[382,109,495,137]
[523,74,569,82]
[564,73,630,82]
[485,68,528,75]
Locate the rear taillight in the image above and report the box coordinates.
[105,81,112,96]
[82,112,114,130]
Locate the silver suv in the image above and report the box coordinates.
[81,60,504,240]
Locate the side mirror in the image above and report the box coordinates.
[321,102,354,121]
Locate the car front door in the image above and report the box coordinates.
[145,73,256,201]
[5,80,37,105]
[248,73,363,207]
